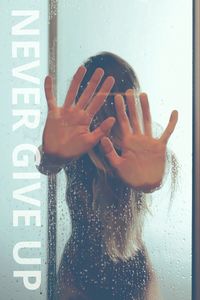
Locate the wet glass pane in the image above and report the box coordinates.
[56,1,192,300]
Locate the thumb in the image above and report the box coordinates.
[100,136,120,168]
[91,117,116,143]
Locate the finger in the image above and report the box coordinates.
[140,93,152,136]
[114,94,132,135]
[86,76,115,118]
[76,67,104,109]
[89,117,116,144]
[159,110,178,144]
[100,136,121,168]
[125,89,142,134]
[62,65,87,110]
[44,75,56,110]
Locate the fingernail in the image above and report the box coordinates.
[126,89,133,95]
[115,94,122,100]
[96,67,104,76]
[107,76,115,83]
[78,65,87,75]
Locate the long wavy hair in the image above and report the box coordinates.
[74,51,179,262]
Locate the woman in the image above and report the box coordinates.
[36,51,179,300]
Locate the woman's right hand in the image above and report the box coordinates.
[42,66,116,159]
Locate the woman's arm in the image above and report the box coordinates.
[35,144,70,175]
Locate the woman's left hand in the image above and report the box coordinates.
[100,90,178,192]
